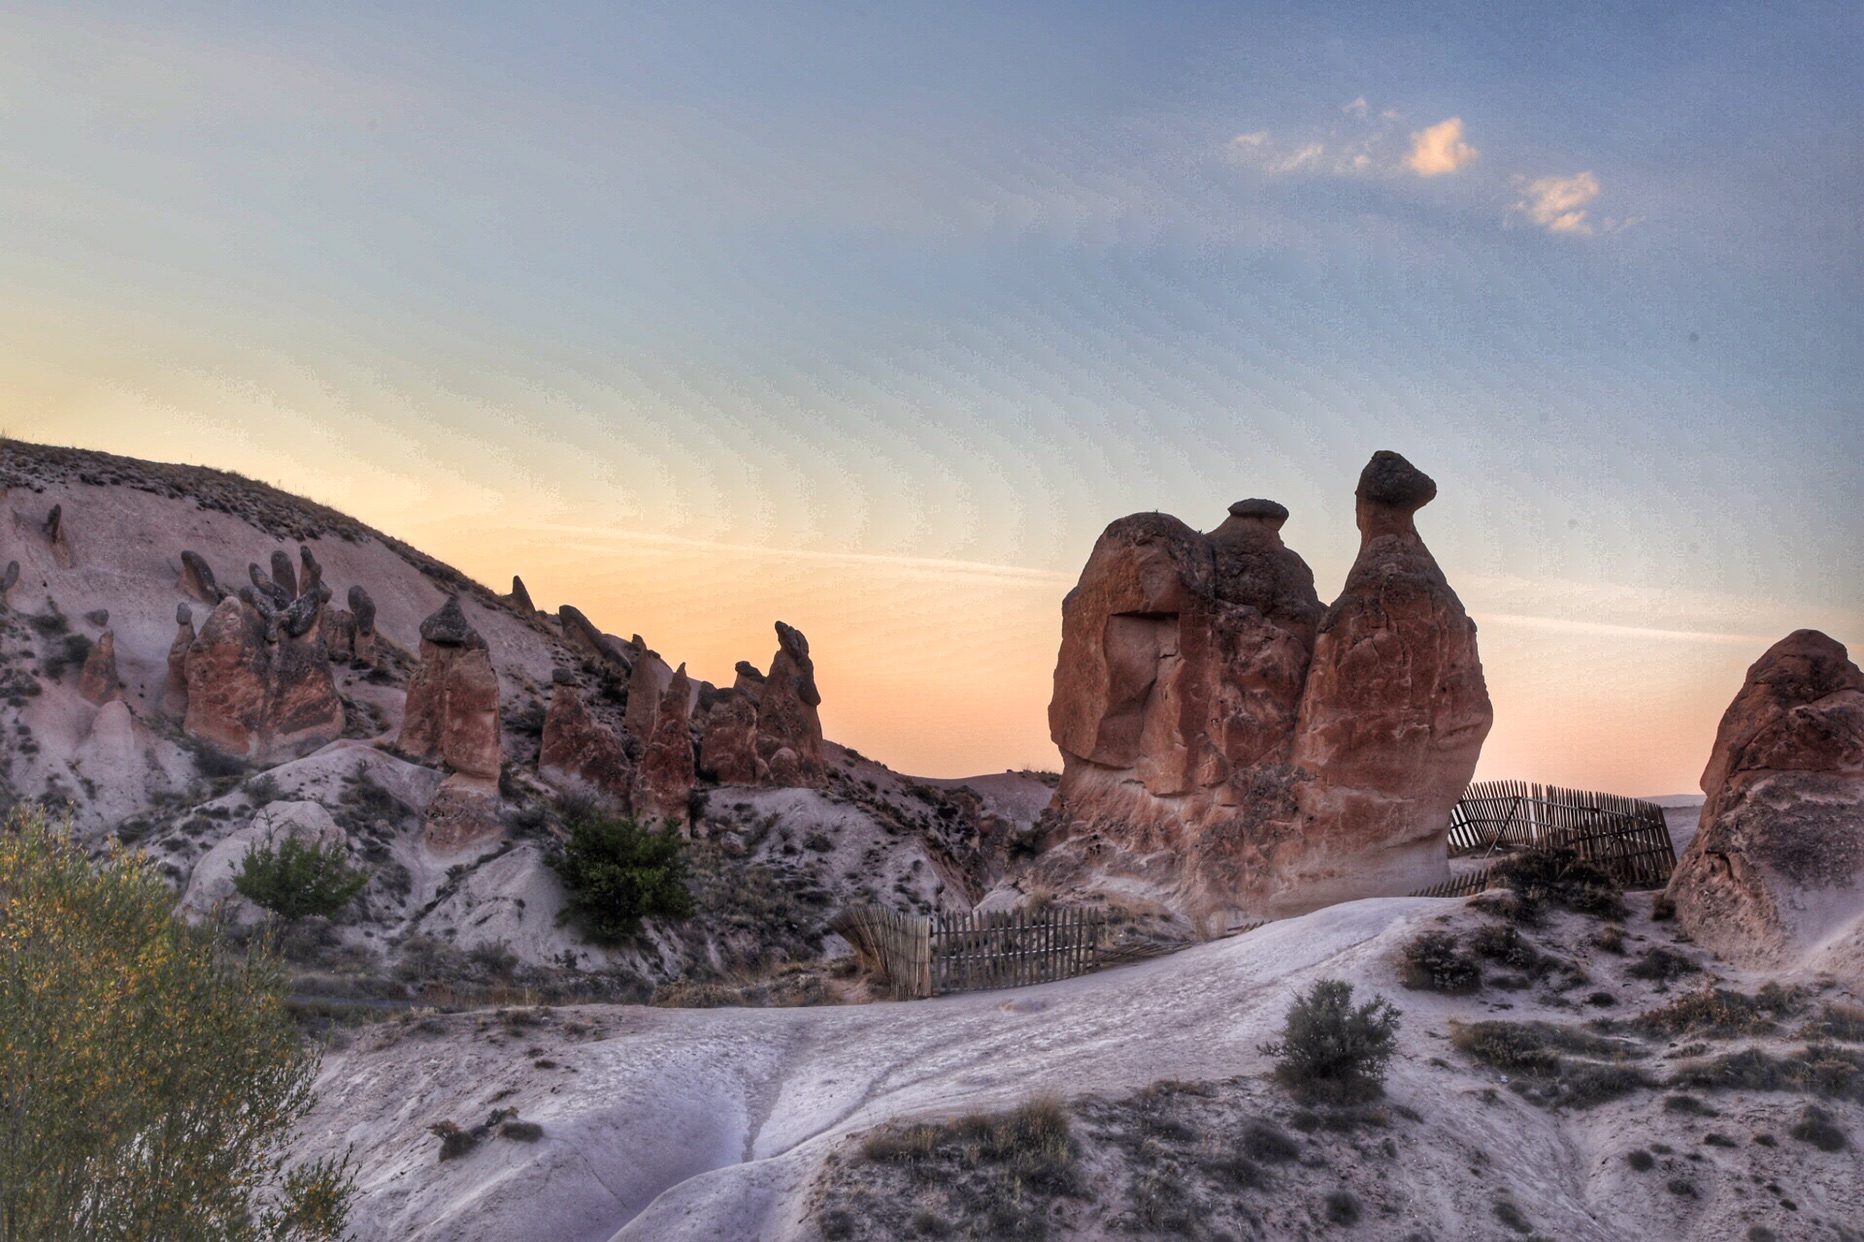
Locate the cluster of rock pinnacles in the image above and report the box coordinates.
[160,548,826,852]
[1046,450,1494,920]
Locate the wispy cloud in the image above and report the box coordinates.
[1227,105,1477,181]
[1512,171,1600,234]
[1404,117,1478,176]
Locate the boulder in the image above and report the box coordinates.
[77,627,120,706]
[698,662,764,785]
[398,596,502,779]
[1667,630,1864,975]
[164,604,194,717]
[756,622,827,787]
[508,574,535,614]
[183,592,345,761]
[1276,451,1492,910]
[539,671,633,806]
[633,663,697,828]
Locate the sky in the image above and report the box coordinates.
[3,1,1859,794]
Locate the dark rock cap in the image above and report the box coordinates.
[420,595,476,646]
[176,602,192,625]
[551,667,577,686]
[1355,450,1436,512]
[1228,498,1289,522]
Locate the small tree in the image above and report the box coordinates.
[1259,978,1402,1103]
[234,837,369,921]
[0,806,354,1240]
[549,814,694,944]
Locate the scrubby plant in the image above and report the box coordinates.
[1450,1019,1655,1108]
[1259,979,1401,1103]
[234,837,370,921]
[1399,930,1482,994]
[1627,946,1700,983]
[1788,1104,1847,1152]
[1491,848,1624,923]
[549,813,695,944]
[0,807,354,1239]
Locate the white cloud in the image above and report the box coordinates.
[1404,117,1478,176]
[1342,97,1369,118]
[1512,171,1600,235]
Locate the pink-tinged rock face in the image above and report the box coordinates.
[1044,454,1491,921]
[398,597,502,779]
[183,594,345,761]
[1667,630,1864,973]
[78,627,120,706]
[624,647,673,744]
[633,663,697,828]
[165,606,195,718]
[698,663,763,786]
[756,622,826,787]
[540,674,633,806]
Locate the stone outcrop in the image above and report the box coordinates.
[78,627,120,706]
[632,663,697,828]
[1044,452,1490,921]
[757,622,827,787]
[180,550,225,604]
[423,775,505,854]
[539,670,633,805]
[165,604,195,716]
[624,646,673,741]
[1276,452,1493,908]
[699,662,764,785]
[348,586,377,663]
[508,575,535,614]
[184,583,345,761]
[397,597,501,779]
[558,605,633,671]
[1667,630,1864,975]
[45,503,72,567]
[270,549,298,598]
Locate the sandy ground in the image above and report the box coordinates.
[302,890,1863,1242]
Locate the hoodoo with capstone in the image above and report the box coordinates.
[1044,451,1491,922]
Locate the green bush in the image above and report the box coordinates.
[1259,979,1401,1103]
[0,807,353,1240]
[1399,931,1482,994]
[1491,848,1624,923]
[549,814,694,944]
[234,837,369,921]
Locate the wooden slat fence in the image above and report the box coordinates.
[1445,780,1676,888]
[830,904,1107,999]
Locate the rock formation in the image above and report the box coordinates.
[348,585,377,663]
[184,582,345,761]
[558,605,633,671]
[698,662,764,785]
[757,622,827,787]
[539,670,633,806]
[624,646,673,741]
[633,664,697,828]
[44,503,72,567]
[270,549,298,598]
[180,550,225,604]
[0,560,17,609]
[1276,452,1493,908]
[508,575,535,614]
[1044,452,1490,920]
[397,596,502,779]
[78,627,120,706]
[165,604,195,717]
[1666,630,1864,974]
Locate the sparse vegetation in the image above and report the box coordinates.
[1450,1019,1654,1108]
[235,837,370,921]
[1668,1043,1864,1100]
[1260,979,1401,1104]
[1488,847,1624,923]
[0,807,354,1240]
[1631,984,1802,1039]
[549,813,695,944]
[1627,946,1699,983]
[1399,930,1482,994]
[1788,1104,1847,1152]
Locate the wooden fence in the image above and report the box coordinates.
[831,904,1107,1000]
[1445,780,1677,888]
